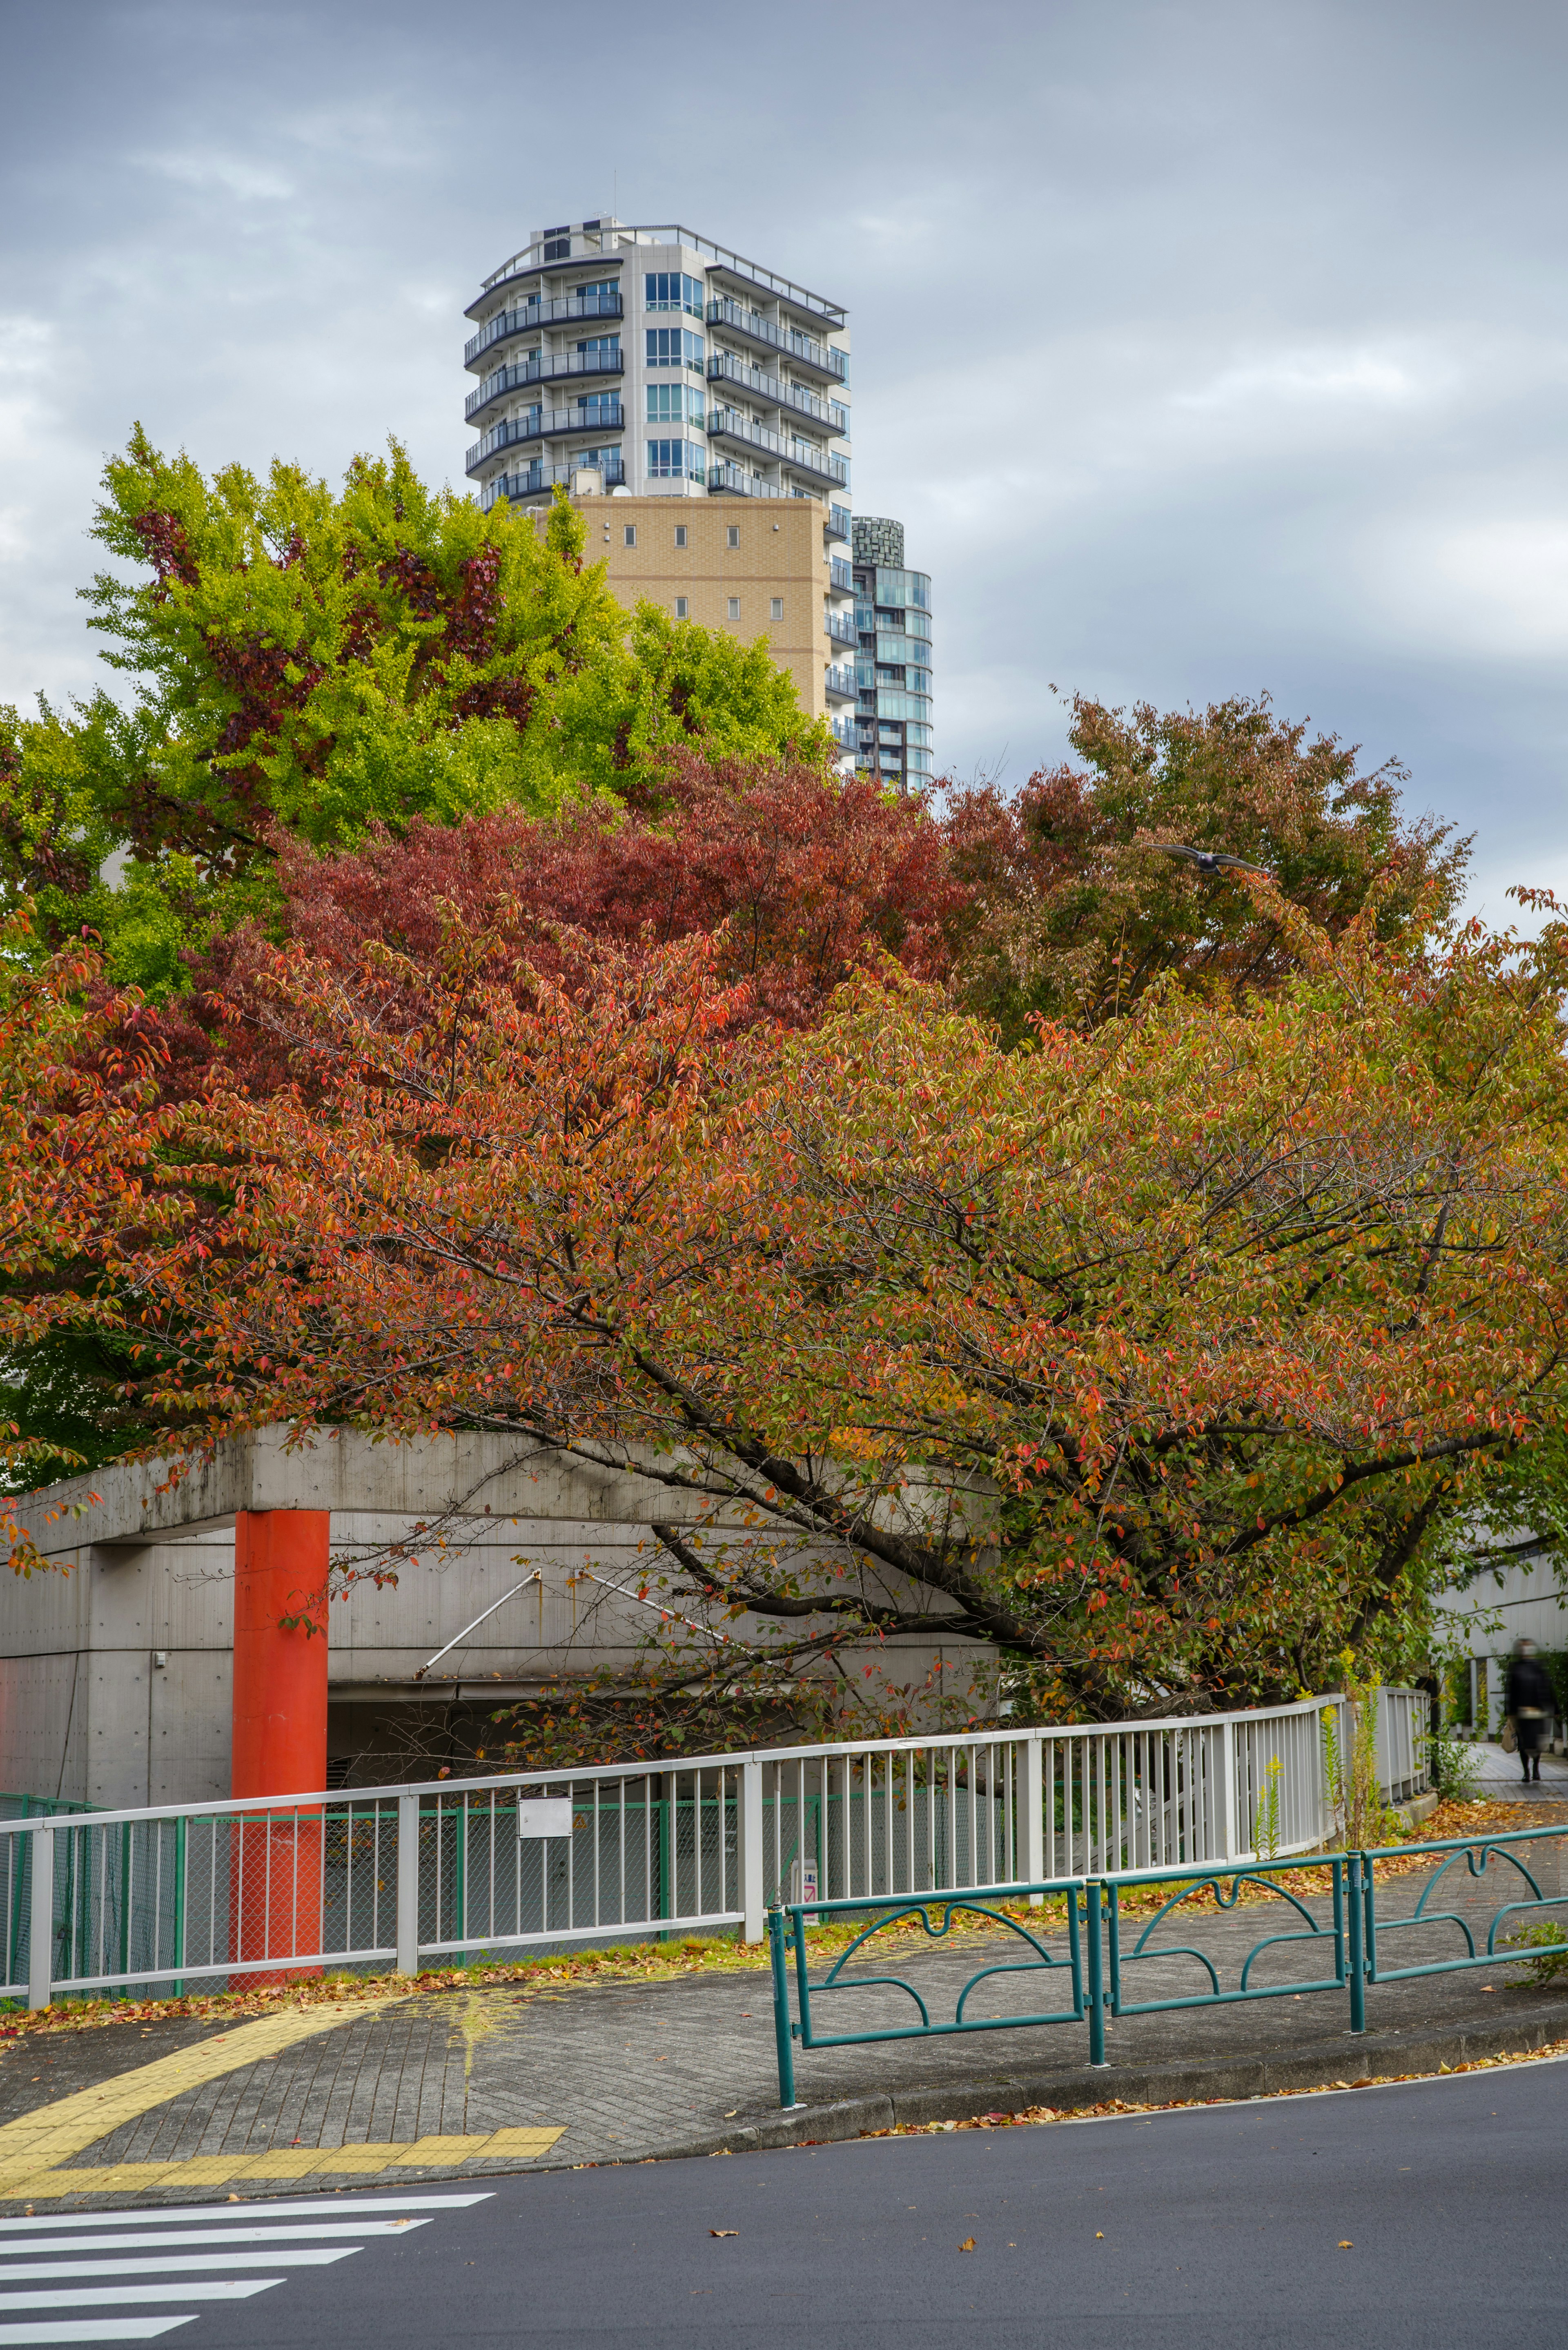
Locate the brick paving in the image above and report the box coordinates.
[0,1826,1563,2203]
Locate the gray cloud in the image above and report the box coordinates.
[2,0,1564,917]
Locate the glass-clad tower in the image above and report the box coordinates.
[852,517,932,787]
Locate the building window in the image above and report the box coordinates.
[646,328,705,371]
[727,525,740,549]
[770,597,784,621]
[576,335,620,359]
[645,272,704,317]
[727,597,741,622]
[624,525,637,548]
[675,596,688,618]
[646,439,706,481]
[675,525,687,548]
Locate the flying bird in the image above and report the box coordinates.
[1153,844,1271,878]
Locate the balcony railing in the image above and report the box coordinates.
[706,462,783,500]
[467,404,625,475]
[706,297,847,382]
[703,353,848,435]
[464,290,623,369]
[708,407,784,458]
[824,664,858,702]
[465,346,624,421]
[829,557,854,593]
[481,456,625,511]
[826,611,857,649]
[783,444,849,491]
[826,505,850,542]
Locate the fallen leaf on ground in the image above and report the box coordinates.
[710,2229,738,2238]
[959,2239,976,2252]
[1339,2241,1353,2249]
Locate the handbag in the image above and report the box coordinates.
[1501,1715,1518,1753]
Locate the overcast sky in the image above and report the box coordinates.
[2,0,1565,916]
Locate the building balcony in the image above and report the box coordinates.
[464,290,623,370]
[825,611,857,649]
[468,236,623,317]
[467,405,625,475]
[704,356,848,436]
[824,664,857,703]
[706,461,783,499]
[830,557,854,593]
[707,407,784,459]
[465,345,624,424]
[782,444,849,492]
[831,716,857,750]
[705,297,847,383]
[481,456,625,510]
[826,504,850,542]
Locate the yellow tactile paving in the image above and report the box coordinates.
[0,1994,566,2200]
[0,1998,401,2194]
[2,2129,567,2198]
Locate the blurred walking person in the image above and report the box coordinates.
[1506,1639,1554,1786]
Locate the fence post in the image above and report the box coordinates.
[1024,1737,1045,1907]
[27,1827,54,2011]
[1346,1853,1366,2032]
[738,1761,765,1944]
[768,1907,799,2109]
[1086,1882,1107,2065]
[395,1792,421,1976]
[1215,1723,1237,1864]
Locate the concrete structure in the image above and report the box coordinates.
[463,217,857,758]
[0,1431,993,1809]
[852,516,933,788]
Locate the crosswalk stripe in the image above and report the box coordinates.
[0,2256,356,2282]
[0,2226,428,2257]
[0,2290,281,2312]
[0,2196,488,2232]
[0,2323,195,2343]
[0,2177,488,2345]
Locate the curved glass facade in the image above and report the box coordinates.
[851,517,932,786]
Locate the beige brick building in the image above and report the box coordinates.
[552,487,852,725]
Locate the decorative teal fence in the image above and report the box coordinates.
[766,1822,1568,2106]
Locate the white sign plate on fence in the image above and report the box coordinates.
[517,1799,575,1839]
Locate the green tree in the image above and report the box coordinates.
[0,430,832,990]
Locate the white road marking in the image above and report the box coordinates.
[0,2291,279,2315]
[0,2323,195,2344]
[0,2256,355,2283]
[0,2185,489,2346]
[0,2198,487,2233]
[0,2227,428,2258]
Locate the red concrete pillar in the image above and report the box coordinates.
[230,1509,329,1981]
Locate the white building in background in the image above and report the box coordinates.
[462,217,851,519]
[461,216,857,760]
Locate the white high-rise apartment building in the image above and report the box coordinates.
[462,219,860,752]
[463,216,851,519]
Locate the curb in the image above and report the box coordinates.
[578,1994,1568,2168]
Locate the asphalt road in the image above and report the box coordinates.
[11,2060,1565,2350]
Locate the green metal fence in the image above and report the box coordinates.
[766,1821,1568,2106]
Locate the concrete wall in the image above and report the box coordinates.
[1,1431,995,1805]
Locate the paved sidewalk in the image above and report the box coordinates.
[0,1828,1564,2207]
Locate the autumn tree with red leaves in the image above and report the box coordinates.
[944,693,1469,1039]
[107,880,1568,1750]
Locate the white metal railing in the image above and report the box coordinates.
[0,1692,1428,2010]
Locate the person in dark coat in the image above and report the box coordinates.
[1505,1640,1555,1784]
